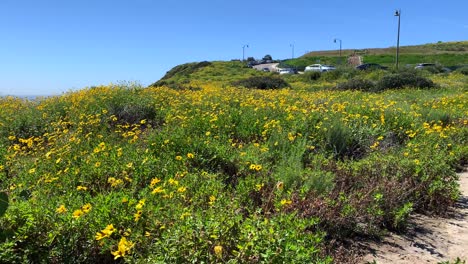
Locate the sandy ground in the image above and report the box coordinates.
[360,170,468,264]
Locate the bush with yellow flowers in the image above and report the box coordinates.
[0,69,466,262]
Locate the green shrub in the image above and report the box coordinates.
[418,64,449,74]
[303,71,321,81]
[150,61,212,86]
[376,72,435,91]
[321,67,358,81]
[335,78,375,91]
[455,66,468,75]
[325,122,364,160]
[231,76,289,90]
[424,110,452,126]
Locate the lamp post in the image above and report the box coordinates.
[394,9,401,69]
[290,43,295,59]
[334,38,342,57]
[242,44,249,61]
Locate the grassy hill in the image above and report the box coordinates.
[304,41,468,56]
[284,41,468,70]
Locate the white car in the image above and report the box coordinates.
[304,64,336,72]
[278,68,295,75]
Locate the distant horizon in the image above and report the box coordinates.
[1,0,467,96]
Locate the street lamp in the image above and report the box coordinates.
[290,44,295,59]
[242,44,249,61]
[394,9,401,69]
[334,38,342,57]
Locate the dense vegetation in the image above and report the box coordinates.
[1,43,467,262]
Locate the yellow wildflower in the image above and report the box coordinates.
[76,186,88,191]
[276,181,284,190]
[180,212,191,219]
[102,224,116,236]
[187,153,194,159]
[29,168,36,174]
[168,178,179,186]
[152,186,165,194]
[255,183,264,191]
[177,186,187,193]
[95,232,106,241]
[134,210,142,222]
[209,195,216,206]
[56,205,67,214]
[150,177,161,187]
[72,209,84,219]
[111,237,134,260]
[135,199,145,210]
[280,199,292,206]
[82,203,92,213]
[175,155,183,161]
[214,245,223,258]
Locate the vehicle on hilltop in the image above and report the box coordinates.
[278,68,295,75]
[304,64,336,72]
[356,63,388,70]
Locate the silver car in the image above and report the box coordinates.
[304,64,336,72]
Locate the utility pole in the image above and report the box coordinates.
[334,38,342,57]
[394,9,401,69]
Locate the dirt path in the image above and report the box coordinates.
[360,170,468,264]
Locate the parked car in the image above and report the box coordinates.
[278,68,295,75]
[414,63,450,72]
[414,63,435,69]
[304,64,336,72]
[355,63,388,70]
[247,61,259,68]
[262,67,270,72]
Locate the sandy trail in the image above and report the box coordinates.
[360,170,468,264]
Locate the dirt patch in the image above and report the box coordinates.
[360,170,468,264]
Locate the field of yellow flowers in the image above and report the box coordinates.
[0,70,467,263]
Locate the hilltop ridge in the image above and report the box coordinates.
[303,41,468,57]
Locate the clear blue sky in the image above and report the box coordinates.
[1,0,467,96]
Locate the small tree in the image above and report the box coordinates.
[247,57,255,62]
[262,54,273,61]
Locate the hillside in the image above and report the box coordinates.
[285,41,468,70]
[304,41,468,56]
[1,49,468,262]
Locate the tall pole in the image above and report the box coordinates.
[242,44,249,61]
[395,9,401,69]
[334,38,342,57]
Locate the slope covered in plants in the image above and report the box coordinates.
[0,70,467,262]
